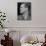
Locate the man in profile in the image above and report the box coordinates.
[17,2,31,20]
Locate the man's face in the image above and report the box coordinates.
[20,4,28,13]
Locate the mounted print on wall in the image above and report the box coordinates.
[17,2,31,21]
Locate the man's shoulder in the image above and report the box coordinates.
[18,15,24,20]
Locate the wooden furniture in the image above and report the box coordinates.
[1,33,13,46]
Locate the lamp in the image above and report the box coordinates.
[5,29,9,33]
[5,29,10,37]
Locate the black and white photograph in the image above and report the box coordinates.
[17,2,31,20]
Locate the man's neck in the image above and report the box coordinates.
[23,11,28,20]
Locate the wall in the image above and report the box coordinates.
[0,0,46,27]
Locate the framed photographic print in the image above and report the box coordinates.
[17,2,31,21]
